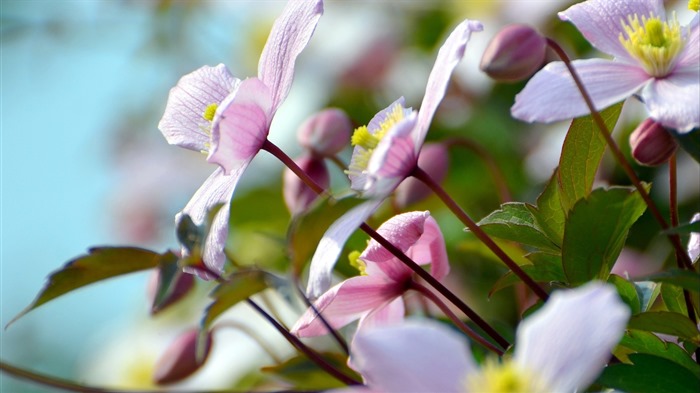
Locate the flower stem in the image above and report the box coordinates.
[545,38,693,271]
[293,281,350,356]
[410,166,550,301]
[262,139,511,350]
[410,281,505,356]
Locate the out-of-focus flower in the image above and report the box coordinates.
[629,118,679,166]
[154,329,213,385]
[480,24,547,82]
[306,19,483,298]
[292,211,448,337]
[158,0,323,278]
[283,154,330,216]
[394,143,449,208]
[347,282,630,393]
[689,213,700,263]
[297,108,353,157]
[512,0,699,132]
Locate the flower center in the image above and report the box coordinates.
[347,103,406,178]
[199,103,219,154]
[464,360,549,393]
[348,250,368,276]
[619,13,683,77]
[690,0,699,12]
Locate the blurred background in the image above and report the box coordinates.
[1,0,698,391]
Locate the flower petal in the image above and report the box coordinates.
[362,211,431,266]
[306,199,383,299]
[688,213,700,263]
[558,0,664,61]
[512,59,650,123]
[349,320,476,393]
[514,282,630,393]
[367,97,409,133]
[257,0,323,111]
[409,216,450,281]
[159,64,240,152]
[643,68,700,133]
[364,114,418,197]
[676,14,699,69]
[414,19,483,149]
[291,275,398,337]
[357,296,405,331]
[208,78,272,174]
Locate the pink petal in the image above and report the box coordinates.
[676,14,699,69]
[414,19,483,149]
[306,199,384,299]
[642,69,700,133]
[364,114,418,197]
[208,78,272,174]
[511,59,650,123]
[558,0,664,61]
[177,164,250,275]
[689,213,700,263]
[357,296,405,332]
[367,97,410,133]
[291,275,399,337]
[409,216,450,281]
[159,64,240,152]
[349,320,476,393]
[257,0,323,111]
[514,282,630,393]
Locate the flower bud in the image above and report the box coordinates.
[147,267,195,315]
[480,24,547,82]
[629,118,678,166]
[297,108,353,157]
[154,329,213,385]
[283,154,330,215]
[394,143,449,208]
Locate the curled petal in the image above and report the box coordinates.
[349,320,476,393]
[558,0,664,61]
[512,59,649,123]
[208,78,272,174]
[514,282,630,393]
[362,211,431,266]
[414,19,483,149]
[159,64,239,152]
[365,115,418,197]
[642,68,700,133]
[258,0,323,111]
[410,216,450,281]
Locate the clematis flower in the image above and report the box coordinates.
[512,0,699,133]
[292,211,449,337]
[689,213,700,263]
[306,19,482,298]
[348,282,630,393]
[158,0,323,277]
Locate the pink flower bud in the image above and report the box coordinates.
[297,108,353,157]
[283,154,330,215]
[394,143,449,208]
[629,118,678,166]
[147,267,195,315]
[480,24,547,82]
[154,329,213,385]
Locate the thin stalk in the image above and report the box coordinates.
[411,281,505,356]
[263,139,511,350]
[545,38,693,270]
[293,282,350,356]
[411,166,550,301]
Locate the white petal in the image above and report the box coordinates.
[643,69,700,133]
[689,213,700,263]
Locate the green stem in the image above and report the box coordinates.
[411,166,550,301]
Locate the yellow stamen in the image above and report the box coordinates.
[464,359,549,393]
[203,103,218,122]
[347,103,407,178]
[619,13,683,77]
[690,0,699,12]
[348,250,367,276]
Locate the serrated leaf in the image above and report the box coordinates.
[638,269,700,292]
[661,283,688,316]
[672,128,700,163]
[628,311,700,345]
[9,247,168,327]
[598,353,700,393]
[616,329,700,380]
[558,103,623,212]
[562,186,647,285]
[608,274,641,315]
[490,253,565,295]
[478,202,560,252]
[527,170,565,246]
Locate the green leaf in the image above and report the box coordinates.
[562,186,647,285]
[527,169,566,247]
[261,352,358,390]
[616,330,700,380]
[558,103,623,212]
[151,253,194,315]
[638,269,700,293]
[8,247,167,327]
[490,253,565,295]
[598,353,700,393]
[661,283,688,316]
[628,311,700,345]
[478,202,560,252]
[634,281,661,312]
[662,221,700,235]
[608,274,641,314]
[672,128,700,164]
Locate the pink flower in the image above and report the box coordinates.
[158,0,323,277]
[348,282,630,393]
[512,0,699,133]
[292,211,449,337]
[306,19,482,297]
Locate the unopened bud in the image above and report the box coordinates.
[480,24,547,82]
[154,329,213,385]
[297,108,353,157]
[147,266,195,315]
[394,143,449,208]
[283,155,329,215]
[629,118,678,166]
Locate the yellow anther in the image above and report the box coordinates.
[348,250,367,275]
[690,0,699,12]
[203,103,218,122]
[351,126,378,149]
[619,13,683,77]
[465,360,549,393]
